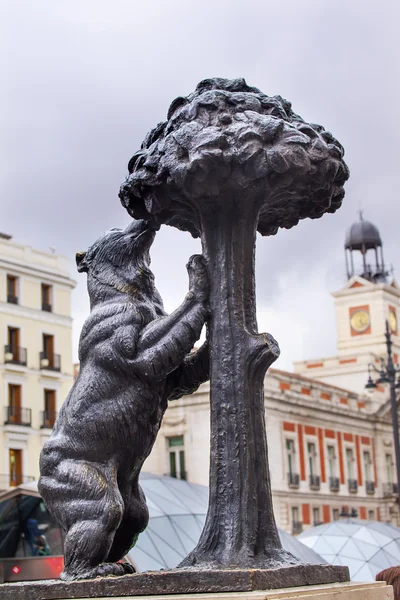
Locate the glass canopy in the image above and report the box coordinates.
[0,474,325,574]
[299,519,400,582]
[128,473,326,569]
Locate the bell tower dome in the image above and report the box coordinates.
[345,212,388,283]
[294,213,400,396]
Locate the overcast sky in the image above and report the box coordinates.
[2,0,399,369]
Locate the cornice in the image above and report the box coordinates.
[0,258,76,289]
[0,301,73,327]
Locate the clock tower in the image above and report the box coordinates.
[294,214,400,396]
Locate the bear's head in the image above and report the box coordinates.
[76,219,163,310]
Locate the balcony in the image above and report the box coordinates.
[309,474,320,491]
[4,345,27,366]
[40,351,61,371]
[0,474,35,491]
[329,476,340,492]
[383,483,397,497]
[7,294,18,305]
[4,406,32,427]
[42,302,52,312]
[288,473,300,489]
[365,481,375,495]
[41,410,57,429]
[292,521,303,535]
[348,478,358,493]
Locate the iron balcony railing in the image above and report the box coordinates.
[4,406,32,426]
[309,474,320,490]
[348,478,358,493]
[39,351,61,371]
[4,345,27,366]
[0,474,35,491]
[292,521,303,535]
[42,302,52,312]
[365,481,375,495]
[329,476,340,492]
[41,410,58,429]
[288,473,300,489]
[7,294,18,305]
[383,483,397,497]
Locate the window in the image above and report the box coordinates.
[332,508,340,521]
[9,449,23,486]
[291,506,299,523]
[312,507,321,526]
[346,448,355,479]
[327,445,336,477]
[41,284,52,312]
[363,451,372,481]
[291,506,302,534]
[168,436,186,480]
[386,453,393,484]
[43,390,57,428]
[6,327,20,362]
[7,275,18,304]
[307,442,317,476]
[43,334,54,358]
[286,439,296,476]
[368,509,375,520]
[41,334,60,371]
[8,384,21,423]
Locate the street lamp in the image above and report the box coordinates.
[365,320,400,499]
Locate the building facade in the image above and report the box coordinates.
[0,233,76,490]
[144,367,397,534]
[144,216,400,533]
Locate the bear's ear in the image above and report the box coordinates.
[76,251,88,273]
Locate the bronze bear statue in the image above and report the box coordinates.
[38,219,209,580]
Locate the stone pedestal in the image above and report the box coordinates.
[0,582,391,600]
[0,565,349,599]
[88,584,392,600]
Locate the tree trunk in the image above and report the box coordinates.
[180,199,297,569]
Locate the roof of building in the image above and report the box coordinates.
[269,368,359,398]
[345,218,382,251]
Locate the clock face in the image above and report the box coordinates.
[350,309,371,333]
[389,309,397,334]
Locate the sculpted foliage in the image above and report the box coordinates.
[120,77,349,237]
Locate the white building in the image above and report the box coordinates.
[0,232,76,490]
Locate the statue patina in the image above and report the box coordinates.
[15,77,352,598]
[119,77,350,570]
[38,219,210,581]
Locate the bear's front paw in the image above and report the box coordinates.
[187,255,209,302]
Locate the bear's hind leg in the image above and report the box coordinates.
[40,458,125,581]
[106,479,149,566]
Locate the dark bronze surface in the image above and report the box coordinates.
[38,220,210,580]
[120,78,349,570]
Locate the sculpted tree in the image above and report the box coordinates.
[119,78,349,569]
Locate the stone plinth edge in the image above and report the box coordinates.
[0,564,349,599]
[74,582,393,600]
